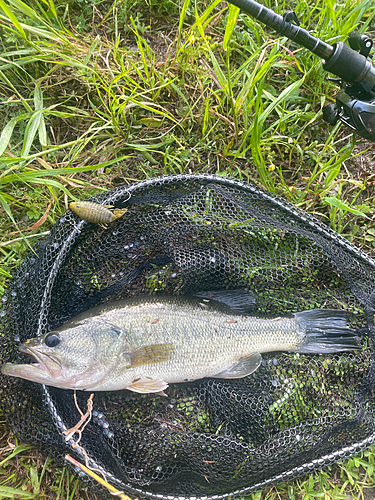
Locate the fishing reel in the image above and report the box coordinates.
[227,0,375,141]
[322,31,375,140]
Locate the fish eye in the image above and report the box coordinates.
[45,333,60,348]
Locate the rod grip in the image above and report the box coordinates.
[323,42,375,90]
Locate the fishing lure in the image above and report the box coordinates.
[70,201,127,225]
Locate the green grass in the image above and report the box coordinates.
[0,422,85,499]
[1,0,375,497]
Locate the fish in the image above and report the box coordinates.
[1,293,362,394]
[69,201,127,224]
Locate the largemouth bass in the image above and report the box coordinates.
[1,293,361,394]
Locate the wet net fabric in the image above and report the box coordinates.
[1,174,375,499]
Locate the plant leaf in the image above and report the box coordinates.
[21,111,42,158]
[0,154,132,183]
[0,0,26,38]
[178,0,191,39]
[323,196,370,218]
[223,4,240,50]
[0,444,34,467]
[0,114,28,156]
[0,485,36,498]
[0,194,36,252]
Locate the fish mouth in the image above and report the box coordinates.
[18,345,63,378]
[21,350,38,363]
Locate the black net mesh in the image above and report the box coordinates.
[1,174,375,499]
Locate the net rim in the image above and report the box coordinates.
[3,173,375,500]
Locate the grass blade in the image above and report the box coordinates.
[0,155,132,183]
[0,445,34,467]
[21,112,42,158]
[0,193,36,252]
[0,485,36,498]
[0,114,27,156]
[323,196,370,218]
[177,0,191,51]
[0,0,26,38]
[223,4,240,50]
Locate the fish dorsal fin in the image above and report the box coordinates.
[126,378,169,394]
[212,352,262,379]
[194,289,256,314]
[129,344,175,367]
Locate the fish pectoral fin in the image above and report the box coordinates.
[129,344,175,367]
[126,378,169,394]
[212,352,262,379]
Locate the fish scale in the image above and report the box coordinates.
[100,306,301,389]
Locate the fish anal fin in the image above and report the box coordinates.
[127,379,169,394]
[212,352,262,379]
[129,344,175,367]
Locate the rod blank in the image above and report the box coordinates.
[228,0,334,60]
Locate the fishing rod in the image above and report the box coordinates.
[226,0,375,141]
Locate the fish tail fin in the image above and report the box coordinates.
[112,208,127,220]
[296,309,362,353]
